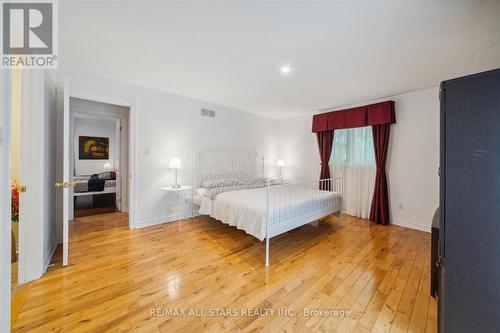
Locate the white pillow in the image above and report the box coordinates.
[196,187,208,197]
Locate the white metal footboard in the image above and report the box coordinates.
[265,176,344,267]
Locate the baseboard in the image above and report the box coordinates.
[43,240,57,272]
[136,213,431,233]
[391,218,431,233]
[135,212,194,229]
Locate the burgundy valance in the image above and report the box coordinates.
[311,101,395,133]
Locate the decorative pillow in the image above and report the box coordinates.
[204,182,268,199]
[201,176,267,189]
[200,177,238,189]
[196,187,208,197]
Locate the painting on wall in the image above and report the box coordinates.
[78,136,109,160]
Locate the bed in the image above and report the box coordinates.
[73,174,117,196]
[194,150,343,266]
[73,174,118,216]
[74,178,117,196]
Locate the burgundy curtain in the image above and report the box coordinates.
[370,124,391,224]
[316,130,334,190]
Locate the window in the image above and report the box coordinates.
[329,126,376,219]
[330,126,375,166]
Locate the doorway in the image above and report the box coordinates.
[63,97,131,259]
[7,69,58,328]
[69,98,130,220]
[55,86,136,267]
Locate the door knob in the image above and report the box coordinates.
[15,185,27,193]
[54,181,77,188]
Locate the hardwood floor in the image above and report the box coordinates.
[74,206,118,218]
[11,261,18,294]
[11,213,436,333]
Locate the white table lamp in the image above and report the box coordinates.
[103,162,112,171]
[276,159,285,178]
[169,157,182,188]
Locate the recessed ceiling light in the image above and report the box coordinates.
[280,65,291,74]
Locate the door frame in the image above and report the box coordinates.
[68,91,137,228]
[1,69,13,333]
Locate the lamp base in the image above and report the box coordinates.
[171,184,181,189]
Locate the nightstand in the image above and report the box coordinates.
[161,185,193,231]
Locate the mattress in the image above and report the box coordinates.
[198,187,341,240]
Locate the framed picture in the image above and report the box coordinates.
[79,136,109,160]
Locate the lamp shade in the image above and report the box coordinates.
[276,159,285,167]
[103,162,112,171]
[169,157,182,169]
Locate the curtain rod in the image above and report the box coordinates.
[316,94,395,113]
[316,85,436,114]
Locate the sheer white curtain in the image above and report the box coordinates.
[330,126,376,219]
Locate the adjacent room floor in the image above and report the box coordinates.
[11,213,436,332]
[11,262,18,295]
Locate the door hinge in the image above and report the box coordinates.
[440,87,446,112]
[437,255,444,268]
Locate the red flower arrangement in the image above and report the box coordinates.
[11,183,19,223]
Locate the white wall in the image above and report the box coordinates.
[73,118,116,176]
[386,88,439,232]
[59,70,280,228]
[278,116,317,181]
[279,87,440,232]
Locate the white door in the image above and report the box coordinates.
[62,82,70,266]
[55,81,71,266]
[18,70,46,282]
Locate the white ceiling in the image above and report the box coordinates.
[61,1,500,118]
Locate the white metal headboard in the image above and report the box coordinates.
[194,149,264,187]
